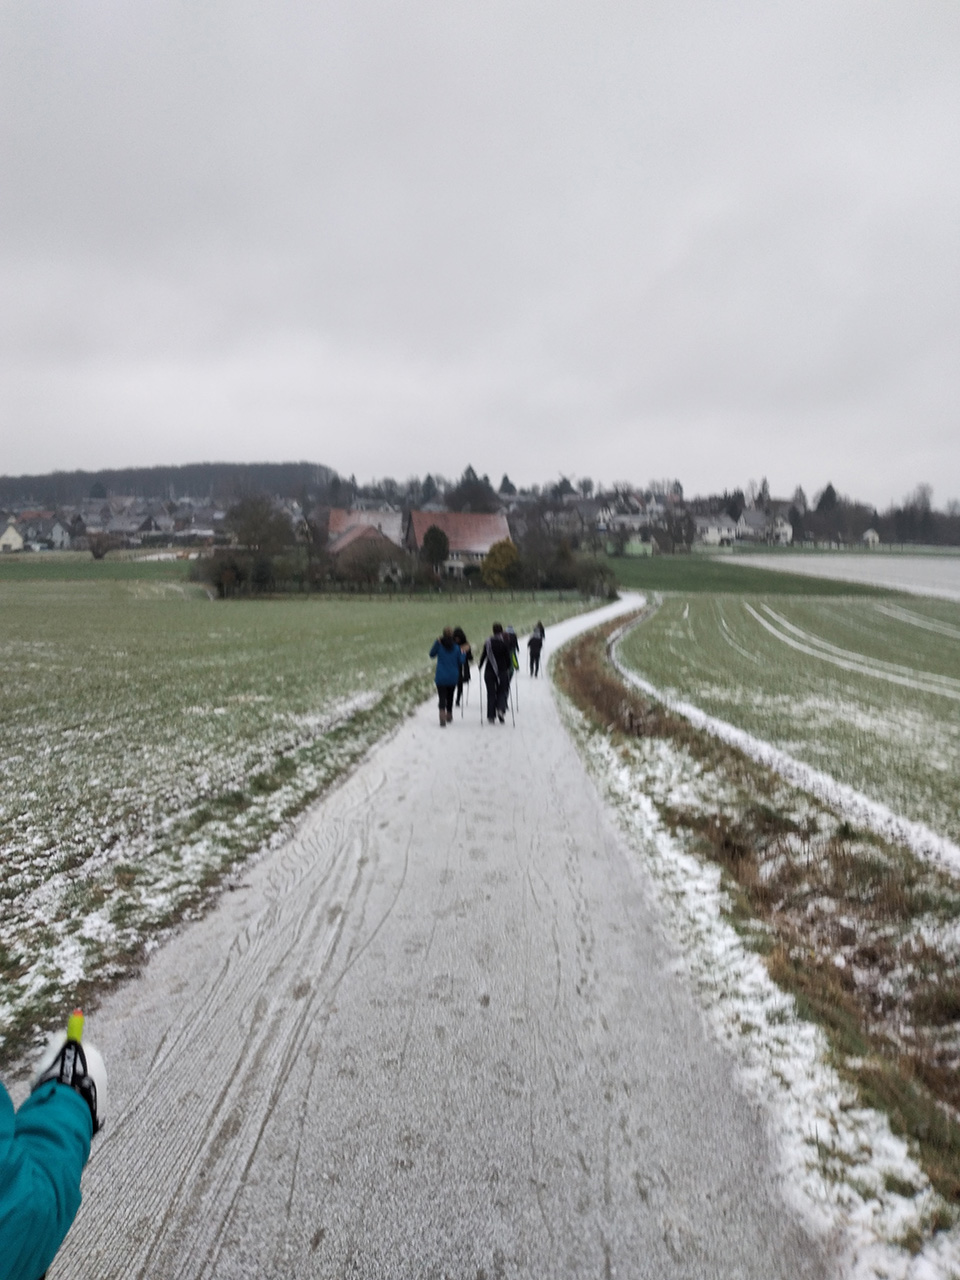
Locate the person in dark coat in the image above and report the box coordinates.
[477,623,511,723]
[452,626,472,708]
[430,628,464,727]
[527,631,543,676]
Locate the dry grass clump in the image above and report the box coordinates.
[555,623,960,1209]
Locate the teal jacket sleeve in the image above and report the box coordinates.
[0,1080,92,1280]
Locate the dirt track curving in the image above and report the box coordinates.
[46,596,833,1279]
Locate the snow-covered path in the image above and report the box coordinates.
[49,595,832,1279]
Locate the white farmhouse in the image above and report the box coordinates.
[737,509,793,545]
[693,515,738,546]
[772,514,793,545]
[737,509,770,541]
[0,520,24,553]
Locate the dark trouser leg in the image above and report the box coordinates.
[497,670,512,715]
[438,684,455,718]
[484,670,498,721]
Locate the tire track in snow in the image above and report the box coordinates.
[873,601,960,643]
[759,603,960,689]
[58,766,398,1278]
[716,601,764,665]
[744,603,960,700]
[609,618,960,877]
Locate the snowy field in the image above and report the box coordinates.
[736,552,960,602]
[0,576,585,1062]
[617,594,960,849]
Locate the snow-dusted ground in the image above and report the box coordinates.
[593,609,960,1278]
[735,552,960,601]
[609,613,960,879]
[567,718,960,1280]
[745,602,960,701]
[18,594,836,1280]
[15,592,959,1277]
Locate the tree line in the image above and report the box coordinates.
[0,462,335,507]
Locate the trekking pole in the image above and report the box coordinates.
[509,679,516,727]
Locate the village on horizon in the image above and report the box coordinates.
[0,463,956,582]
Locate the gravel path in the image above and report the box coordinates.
[50,596,835,1279]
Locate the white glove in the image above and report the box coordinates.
[33,1030,107,1135]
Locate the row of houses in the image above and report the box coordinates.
[322,501,798,574]
[4,489,847,564]
[691,511,885,548]
[0,513,74,553]
[0,497,240,553]
[693,510,794,546]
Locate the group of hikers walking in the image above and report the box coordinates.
[429,621,545,727]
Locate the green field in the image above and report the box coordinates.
[0,552,193,582]
[0,572,585,1060]
[618,592,960,845]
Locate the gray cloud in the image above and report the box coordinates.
[2,1,958,507]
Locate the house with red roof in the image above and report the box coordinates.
[327,522,405,581]
[405,510,512,578]
[325,507,404,547]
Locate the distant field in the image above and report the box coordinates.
[0,552,192,582]
[0,574,585,1060]
[607,552,892,596]
[728,550,960,601]
[618,593,960,845]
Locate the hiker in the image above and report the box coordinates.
[505,626,520,670]
[430,627,464,727]
[478,622,512,724]
[528,630,543,677]
[452,626,472,708]
[1,1019,107,1280]
[504,627,519,706]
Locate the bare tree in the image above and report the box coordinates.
[905,483,933,512]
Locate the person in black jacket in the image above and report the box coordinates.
[527,631,543,676]
[477,623,511,723]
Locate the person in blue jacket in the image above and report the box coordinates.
[430,627,465,727]
[0,1021,106,1280]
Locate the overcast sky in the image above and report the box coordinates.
[2,1,958,509]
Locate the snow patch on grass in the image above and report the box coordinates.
[608,630,960,879]
[560,696,960,1279]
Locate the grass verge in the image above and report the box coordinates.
[554,617,960,1215]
